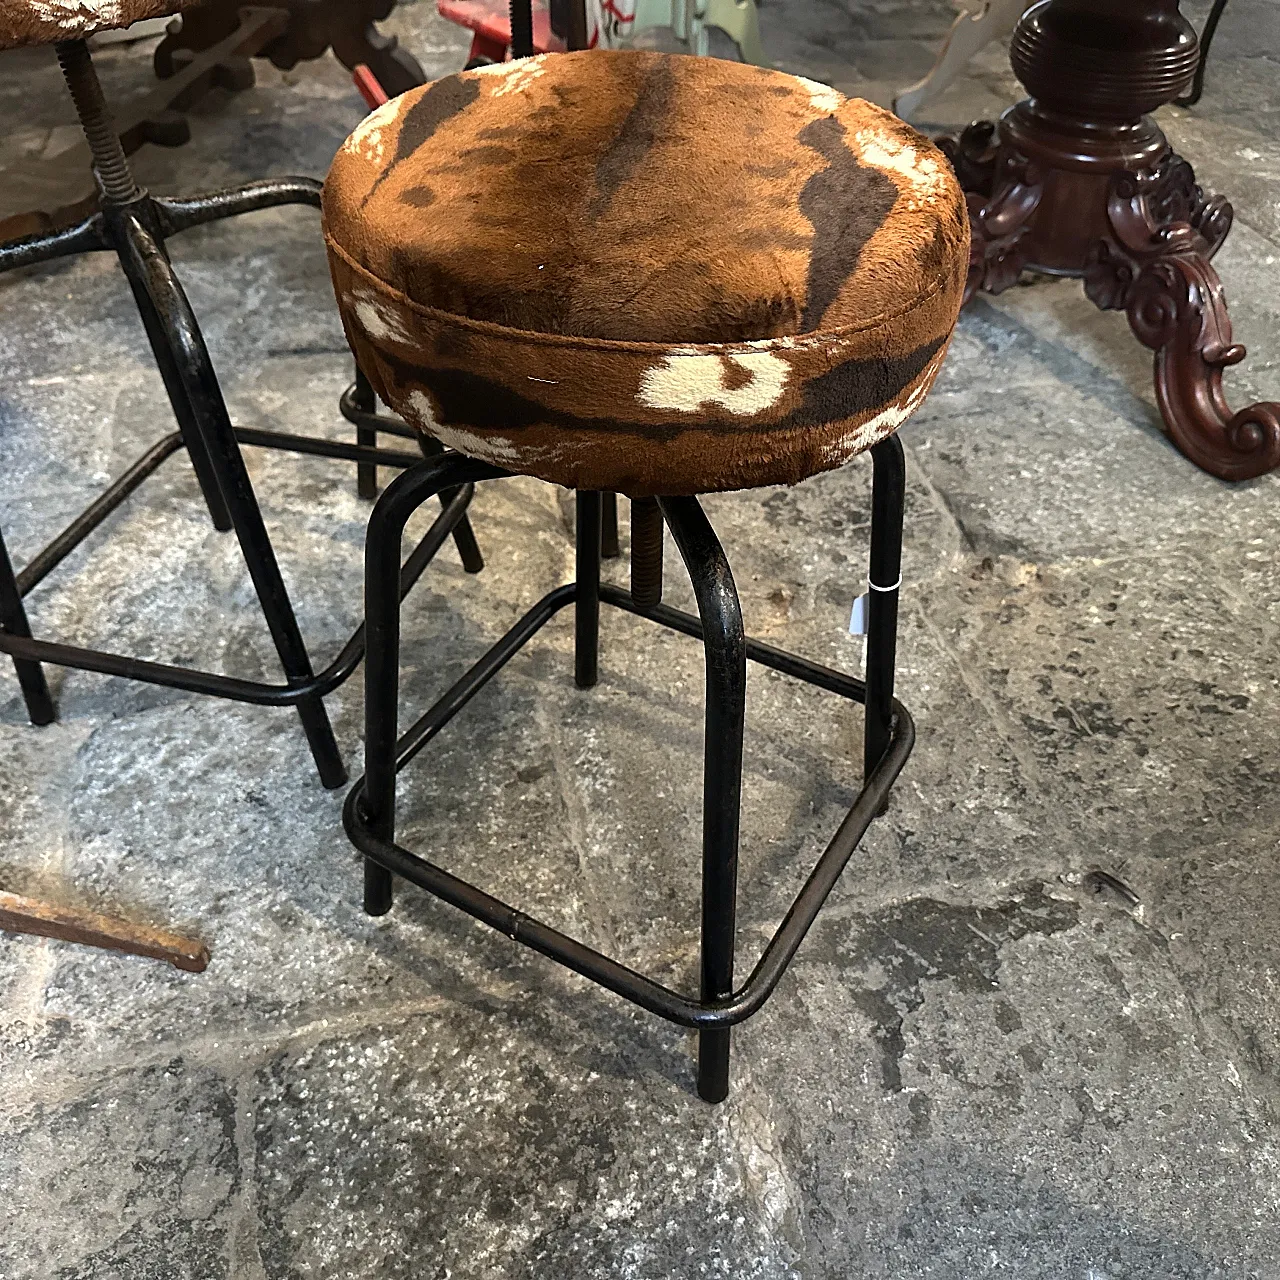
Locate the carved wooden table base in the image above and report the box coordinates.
[938,0,1278,482]
[156,0,425,99]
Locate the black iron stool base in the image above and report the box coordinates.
[0,38,483,789]
[344,438,914,1103]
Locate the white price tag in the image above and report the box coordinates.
[849,593,869,636]
[848,576,901,637]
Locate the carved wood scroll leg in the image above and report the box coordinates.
[939,122,1043,301]
[0,891,210,972]
[965,174,1043,300]
[1090,169,1280,481]
[1126,240,1280,481]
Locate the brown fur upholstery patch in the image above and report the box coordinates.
[323,51,969,496]
[0,0,204,49]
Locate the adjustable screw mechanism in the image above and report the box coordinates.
[630,497,664,609]
[508,0,535,58]
[55,39,140,205]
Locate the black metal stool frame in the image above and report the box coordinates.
[0,38,483,790]
[344,436,915,1102]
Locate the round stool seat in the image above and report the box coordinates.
[0,0,202,49]
[322,50,969,496]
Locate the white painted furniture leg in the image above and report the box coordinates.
[701,0,766,64]
[628,0,766,63]
[894,0,1031,122]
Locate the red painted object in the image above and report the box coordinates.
[352,62,390,109]
[437,0,577,64]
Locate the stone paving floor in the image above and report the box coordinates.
[1,1,1279,1276]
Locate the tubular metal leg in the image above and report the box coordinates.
[363,842,395,918]
[343,369,484,572]
[153,178,323,234]
[113,211,233,534]
[52,39,231,533]
[115,208,346,789]
[865,436,905,784]
[0,527,55,725]
[601,491,620,558]
[0,212,110,275]
[447,496,485,574]
[357,454,485,915]
[420,435,485,575]
[450,496,488,578]
[352,364,379,501]
[575,491,601,689]
[661,495,747,1103]
[361,463,403,915]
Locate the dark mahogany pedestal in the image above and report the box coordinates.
[939,0,1279,482]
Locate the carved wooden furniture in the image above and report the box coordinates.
[154,0,426,97]
[939,0,1278,481]
[895,0,1229,123]
[0,1,482,789]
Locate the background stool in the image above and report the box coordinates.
[323,50,969,1097]
[0,2,482,787]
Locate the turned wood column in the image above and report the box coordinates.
[940,0,1280,482]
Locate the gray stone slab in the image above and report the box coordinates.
[903,367,1280,561]
[771,881,1280,1278]
[0,1059,241,1280]
[912,551,1280,853]
[249,1006,795,1280]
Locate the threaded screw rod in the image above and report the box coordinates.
[509,0,535,58]
[55,39,140,205]
[630,497,664,609]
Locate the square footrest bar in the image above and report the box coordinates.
[0,431,476,709]
[343,582,915,1031]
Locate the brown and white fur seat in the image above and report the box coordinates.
[0,0,205,48]
[323,51,968,496]
[336,50,968,1103]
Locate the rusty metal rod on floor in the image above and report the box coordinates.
[0,892,209,972]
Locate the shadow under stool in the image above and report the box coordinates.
[326,49,970,1099]
[0,0,483,787]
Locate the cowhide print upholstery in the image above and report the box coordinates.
[0,0,204,49]
[322,50,969,497]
